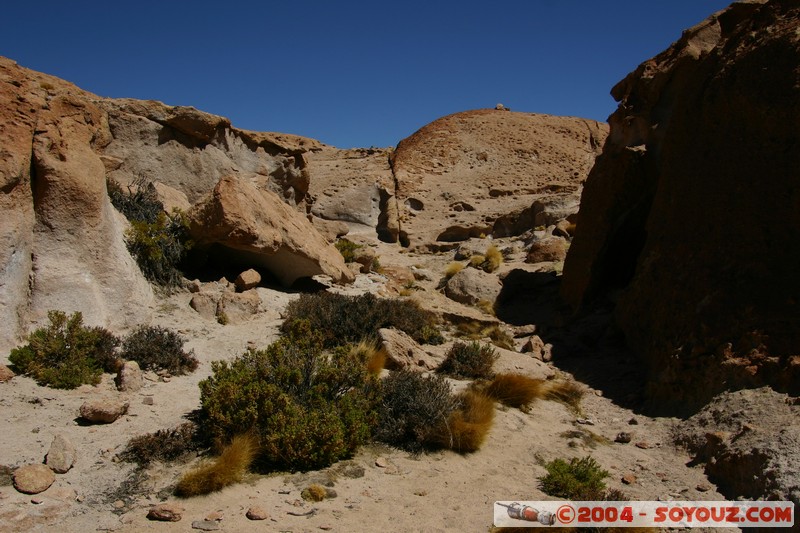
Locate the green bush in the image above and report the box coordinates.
[437,341,498,379]
[282,292,443,348]
[539,456,609,500]
[334,239,361,263]
[8,310,120,389]
[126,212,191,287]
[198,320,379,471]
[107,178,163,224]
[120,325,198,375]
[375,370,459,453]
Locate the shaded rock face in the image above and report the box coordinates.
[389,109,607,249]
[0,57,153,352]
[561,0,800,413]
[187,176,354,287]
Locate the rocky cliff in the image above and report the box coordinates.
[561,0,800,413]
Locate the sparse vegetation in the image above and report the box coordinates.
[539,456,609,500]
[469,254,486,269]
[301,483,328,502]
[429,390,495,453]
[119,423,201,466]
[334,238,361,263]
[120,325,198,375]
[475,299,496,316]
[282,292,443,348]
[444,262,465,279]
[375,370,459,453]
[349,340,386,375]
[198,322,379,472]
[467,245,503,273]
[175,434,256,496]
[454,321,514,350]
[437,341,498,379]
[481,373,544,410]
[8,310,120,389]
[544,380,586,412]
[107,178,163,224]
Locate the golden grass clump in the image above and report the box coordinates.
[469,254,486,269]
[431,390,495,453]
[349,340,386,375]
[483,373,545,410]
[475,299,496,316]
[175,434,256,497]
[444,261,465,279]
[301,483,328,502]
[543,380,586,412]
[455,321,514,350]
[483,244,503,273]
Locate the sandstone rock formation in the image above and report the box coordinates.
[79,398,129,424]
[561,0,800,412]
[45,434,77,474]
[0,57,152,353]
[187,176,354,287]
[389,109,607,249]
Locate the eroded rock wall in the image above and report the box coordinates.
[562,0,800,413]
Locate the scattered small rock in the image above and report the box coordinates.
[246,506,269,520]
[31,497,44,504]
[319,526,333,531]
[113,500,125,509]
[79,399,129,424]
[235,269,261,292]
[622,474,637,485]
[628,418,639,425]
[635,441,650,449]
[375,457,389,468]
[0,364,15,382]
[142,396,154,406]
[576,418,595,426]
[696,483,711,492]
[147,503,184,522]
[414,490,428,497]
[191,520,220,531]
[46,434,77,473]
[205,511,223,521]
[13,464,55,494]
[614,432,632,444]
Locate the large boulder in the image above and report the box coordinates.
[444,267,502,306]
[0,58,152,352]
[561,0,800,413]
[187,176,354,287]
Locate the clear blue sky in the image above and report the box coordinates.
[2,1,731,148]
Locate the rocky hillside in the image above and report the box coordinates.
[561,0,800,413]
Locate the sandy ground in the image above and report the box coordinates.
[0,241,739,533]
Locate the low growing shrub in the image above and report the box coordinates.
[539,456,609,500]
[454,321,514,350]
[107,178,163,224]
[199,324,379,471]
[334,239,361,263]
[544,380,586,413]
[119,422,201,465]
[375,370,459,453]
[9,311,120,389]
[348,340,386,375]
[437,341,498,379]
[301,483,328,502]
[282,292,443,348]
[175,434,256,496]
[126,212,192,287]
[120,325,198,375]
[430,390,495,453]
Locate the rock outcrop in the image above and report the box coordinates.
[389,109,607,249]
[561,0,800,412]
[187,176,354,286]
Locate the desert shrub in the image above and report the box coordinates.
[476,299,496,316]
[349,340,386,375]
[483,245,503,273]
[454,321,514,350]
[107,178,163,224]
[8,310,120,389]
[282,292,443,348]
[334,239,361,263]
[120,325,198,375]
[444,262,464,279]
[119,422,201,465]
[198,324,379,471]
[175,434,256,496]
[375,370,459,453]
[539,456,609,500]
[429,390,495,453]
[482,373,544,410]
[544,380,586,412]
[301,483,328,502]
[437,341,498,379]
[126,211,192,287]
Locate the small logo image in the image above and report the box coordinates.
[497,502,556,525]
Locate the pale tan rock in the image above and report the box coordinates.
[13,464,55,494]
[378,328,437,371]
[444,268,502,306]
[147,503,184,522]
[79,399,129,424]
[235,269,261,291]
[246,506,269,520]
[45,434,77,474]
[187,176,354,287]
[526,236,568,263]
[115,361,143,392]
[310,216,349,242]
[190,293,218,321]
[217,290,261,324]
[153,181,191,213]
[0,364,14,382]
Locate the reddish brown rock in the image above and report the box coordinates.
[526,236,568,264]
[561,0,800,413]
[234,269,262,291]
[13,464,55,494]
[0,364,14,382]
[147,503,184,522]
[246,506,269,520]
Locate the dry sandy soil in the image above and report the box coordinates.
[0,238,739,533]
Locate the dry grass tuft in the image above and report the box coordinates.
[175,434,257,497]
[469,254,486,269]
[543,380,586,412]
[444,262,465,279]
[454,321,514,350]
[349,340,386,375]
[483,244,503,273]
[301,483,328,502]
[482,373,545,410]
[475,299,496,316]
[431,390,495,453]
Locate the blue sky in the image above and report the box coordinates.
[2,1,731,148]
